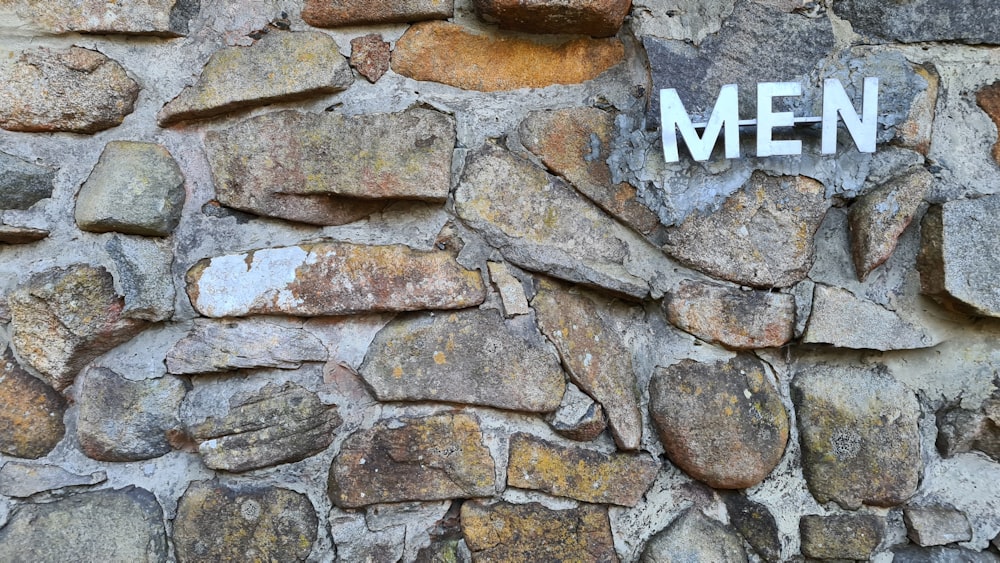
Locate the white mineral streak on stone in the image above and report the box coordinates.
[192,246,308,317]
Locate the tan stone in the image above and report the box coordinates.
[0,225,48,244]
[0,349,66,459]
[976,81,1000,166]
[898,64,939,155]
[392,21,624,91]
[1,0,198,36]
[473,0,630,36]
[302,0,453,27]
[665,280,795,350]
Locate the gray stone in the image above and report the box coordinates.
[488,261,530,316]
[0,225,49,245]
[472,0,630,37]
[158,31,353,126]
[0,349,66,459]
[935,397,1000,463]
[166,318,328,375]
[359,308,565,413]
[802,284,936,350]
[75,141,185,237]
[174,481,317,562]
[181,380,341,472]
[76,367,186,462]
[799,513,885,560]
[0,463,106,498]
[0,47,139,134]
[918,195,1000,317]
[546,383,607,442]
[1,0,199,36]
[641,509,747,563]
[722,493,781,562]
[630,0,735,46]
[892,545,1000,563]
[0,151,54,210]
[0,487,168,562]
[904,506,973,547]
[833,0,1000,44]
[302,0,454,26]
[793,364,921,509]
[105,235,175,322]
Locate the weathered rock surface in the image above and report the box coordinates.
[488,261,530,316]
[520,108,661,236]
[105,235,175,322]
[302,0,453,27]
[350,33,391,83]
[0,349,66,459]
[546,383,607,442]
[76,367,186,462]
[167,318,327,374]
[392,21,624,91]
[665,280,795,350]
[329,413,495,508]
[904,506,973,547]
[722,493,781,562]
[833,0,1000,44]
[9,265,149,390]
[462,500,618,562]
[158,31,353,125]
[75,141,185,237]
[936,396,1000,462]
[0,151,53,210]
[531,278,643,449]
[641,509,747,563]
[181,381,341,472]
[1,0,199,36]
[0,488,168,561]
[918,195,1000,317]
[648,355,789,489]
[359,308,565,412]
[0,225,49,244]
[978,82,1000,166]
[473,0,630,37]
[892,545,1000,563]
[793,364,921,509]
[456,142,667,298]
[174,481,318,562]
[186,242,485,317]
[204,108,454,224]
[0,462,105,498]
[506,433,659,506]
[899,64,940,155]
[0,47,139,133]
[802,284,935,350]
[799,513,885,560]
[662,173,830,288]
[850,167,932,280]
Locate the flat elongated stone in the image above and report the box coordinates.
[641,509,747,563]
[1,0,199,36]
[793,365,921,509]
[833,0,1000,44]
[167,318,328,374]
[359,309,565,413]
[303,0,453,26]
[978,82,1000,165]
[893,545,1000,563]
[0,225,49,244]
[648,355,789,489]
[473,0,630,37]
[802,284,935,350]
[0,462,105,498]
[0,151,54,210]
[506,433,659,506]
[0,349,66,459]
[531,278,643,449]
[904,506,973,547]
[800,514,885,560]
[392,21,624,91]
[158,31,353,126]
[329,413,495,508]
[174,481,317,562]
[0,47,139,134]
[186,242,485,317]
[665,280,795,350]
[461,501,618,562]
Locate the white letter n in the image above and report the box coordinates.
[822,77,878,154]
[661,84,740,162]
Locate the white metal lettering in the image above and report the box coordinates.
[756,82,802,157]
[822,77,879,154]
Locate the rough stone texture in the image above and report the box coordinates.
[8,265,149,391]
[75,141,185,237]
[531,278,643,449]
[204,107,454,224]
[76,367,186,462]
[904,506,973,547]
[519,108,661,236]
[793,364,921,509]
[893,545,1000,563]
[0,225,49,244]
[392,21,624,91]
[665,280,795,350]
[105,235,175,322]
[472,0,630,37]
[487,261,530,316]
[181,381,341,472]
[662,173,830,288]
[833,0,1000,44]
[0,349,66,459]
[0,151,54,210]
[1,0,199,36]
[456,142,666,299]
[850,167,932,281]
[802,284,936,350]
[350,34,391,83]
[0,47,139,134]
[936,396,1000,462]
[630,0,735,45]
[899,64,940,155]
[640,509,747,563]
[506,433,659,506]
[359,308,565,413]
[0,488,168,561]
[166,318,328,375]
[722,493,781,562]
[158,31,353,126]
[799,513,885,560]
[546,383,607,442]
[186,242,485,317]
[174,481,318,562]
[918,195,1000,317]
[329,413,495,508]
[648,355,789,489]
[302,0,453,27]
[978,82,1000,166]
[461,500,618,562]
[0,462,106,498]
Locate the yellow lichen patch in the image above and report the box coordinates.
[433,351,447,364]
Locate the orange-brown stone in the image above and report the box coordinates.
[976,81,1000,166]
[0,349,66,459]
[473,0,631,37]
[302,0,453,27]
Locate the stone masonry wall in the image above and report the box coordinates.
[1,0,1000,561]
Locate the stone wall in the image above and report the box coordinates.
[1,0,1000,561]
